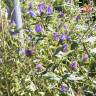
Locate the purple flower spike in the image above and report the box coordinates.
[60,85,68,93]
[29,10,36,17]
[76,15,80,21]
[29,2,32,8]
[36,64,43,69]
[63,44,68,52]
[59,34,66,42]
[46,6,52,16]
[38,3,45,15]
[52,32,58,40]
[25,49,34,56]
[69,61,79,70]
[35,24,42,33]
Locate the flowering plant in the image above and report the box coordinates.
[1,0,96,96]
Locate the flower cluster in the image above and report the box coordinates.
[28,2,52,17]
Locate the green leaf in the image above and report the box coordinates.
[54,0,63,5]
[53,46,63,56]
[71,41,78,50]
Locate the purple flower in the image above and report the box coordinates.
[29,2,32,8]
[59,34,66,42]
[52,32,58,40]
[35,24,42,33]
[11,32,18,36]
[46,6,52,16]
[60,85,68,93]
[25,49,34,56]
[29,10,36,17]
[38,3,45,15]
[10,18,15,24]
[76,15,80,21]
[81,54,88,61]
[59,11,64,17]
[69,61,78,70]
[36,64,43,69]
[10,30,18,38]
[63,44,68,52]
